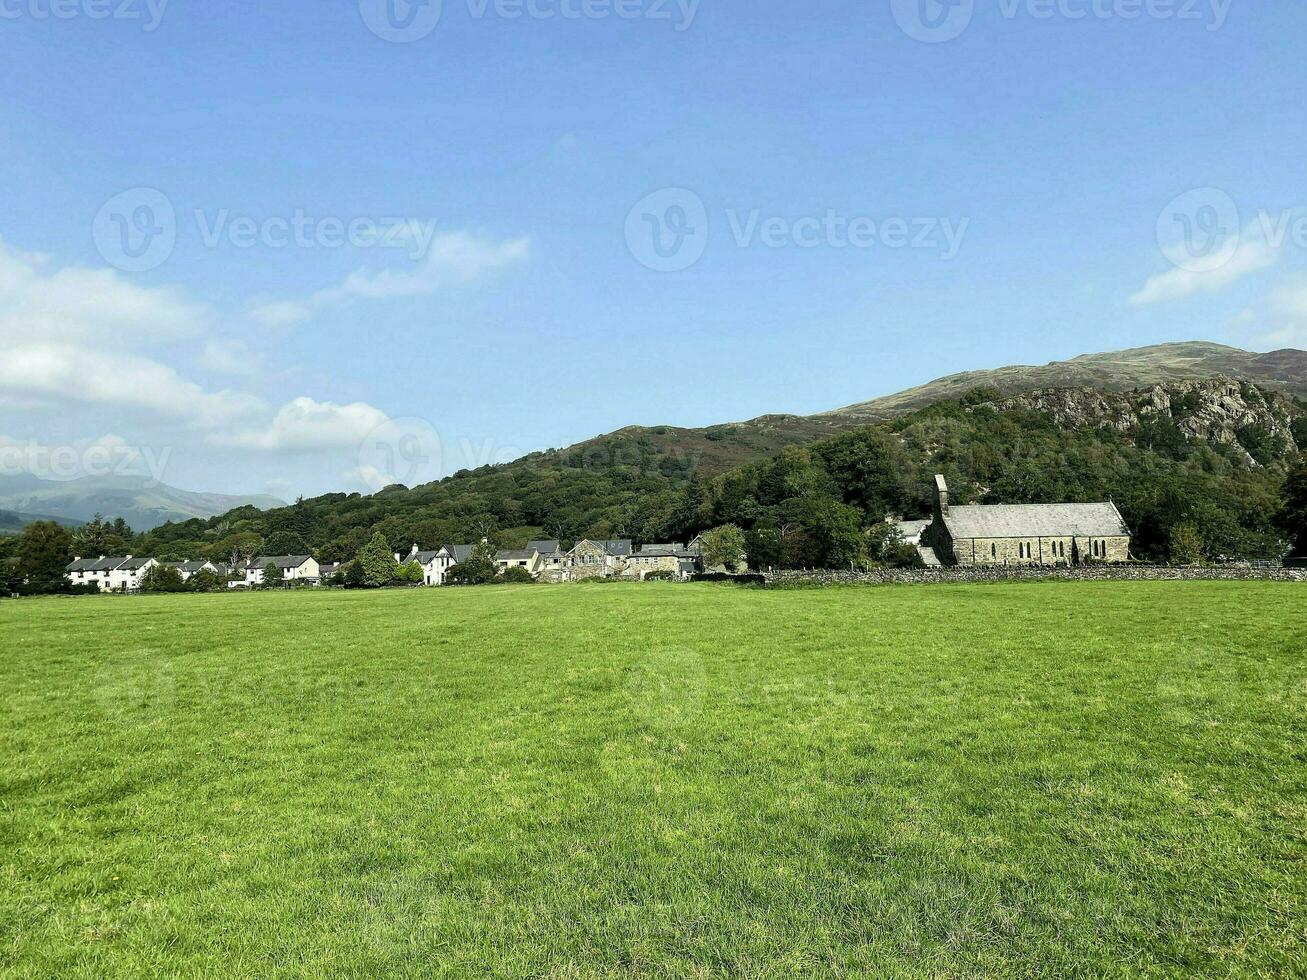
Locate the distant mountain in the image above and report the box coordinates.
[0,475,285,532]
[0,508,84,535]
[823,342,1307,420]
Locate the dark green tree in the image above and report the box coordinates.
[263,561,285,588]
[140,564,187,593]
[17,521,73,590]
[357,532,398,588]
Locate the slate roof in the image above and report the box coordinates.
[116,556,156,571]
[443,544,476,564]
[942,502,1129,540]
[598,539,633,556]
[66,558,106,572]
[398,550,443,565]
[528,540,560,556]
[895,520,930,542]
[165,560,212,574]
[252,555,314,570]
[635,543,695,558]
[497,550,536,562]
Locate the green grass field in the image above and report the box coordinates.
[2,582,1305,978]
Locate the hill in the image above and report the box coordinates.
[142,374,1307,565]
[535,343,1307,478]
[0,475,285,532]
[0,508,83,536]
[825,342,1307,420]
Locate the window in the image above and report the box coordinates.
[991,543,997,559]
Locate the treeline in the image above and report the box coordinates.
[8,384,1301,576]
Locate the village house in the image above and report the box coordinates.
[163,560,220,582]
[496,548,543,576]
[244,555,321,586]
[64,556,160,592]
[395,545,455,586]
[623,543,701,580]
[922,475,1131,567]
[563,539,633,581]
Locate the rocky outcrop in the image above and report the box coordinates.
[989,378,1303,463]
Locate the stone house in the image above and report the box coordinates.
[624,544,701,580]
[924,475,1131,567]
[562,539,633,581]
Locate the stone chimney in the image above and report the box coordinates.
[933,475,950,518]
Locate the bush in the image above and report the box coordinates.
[498,566,536,584]
[140,564,187,594]
[645,570,676,581]
[691,573,766,586]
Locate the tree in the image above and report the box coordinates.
[264,530,309,557]
[1277,462,1307,558]
[263,560,285,588]
[498,566,535,584]
[17,521,73,590]
[357,532,398,588]
[1169,522,1205,566]
[393,561,424,585]
[214,531,263,567]
[698,524,747,572]
[344,561,366,588]
[187,569,222,592]
[446,541,498,585]
[140,564,186,593]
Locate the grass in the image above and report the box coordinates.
[1,582,1305,978]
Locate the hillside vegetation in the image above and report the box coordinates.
[120,377,1307,568]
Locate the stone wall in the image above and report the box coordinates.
[762,565,1307,587]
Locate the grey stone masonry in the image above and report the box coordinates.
[763,566,1307,587]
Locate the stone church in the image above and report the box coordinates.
[922,475,1131,567]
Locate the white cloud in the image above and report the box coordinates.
[201,338,260,377]
[0,236,213,346]
[248,300,312,329]
[1254,282,1307,348]
[0,345,262,428]
[249,231,530,327]
[1129,222,1279,306]
[215,396,390,453]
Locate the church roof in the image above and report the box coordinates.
[943,502,1129,540]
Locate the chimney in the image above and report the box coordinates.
[934,475,950,517]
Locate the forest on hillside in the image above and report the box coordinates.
[10,382,1305,572]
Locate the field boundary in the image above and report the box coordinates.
[763,566,1307,587]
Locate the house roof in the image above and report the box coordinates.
[527,540,560,556]
[570,539,633,557]
[896,520,930,540]
[66,558,105,572]
[497,549,536,561]
[164,560,212,574]
[942,502,1130,540]
[253,555,314,570]
[399,550,443,565]
[443,544,476,564]
[635,544,683,557]
[116,556,155,571]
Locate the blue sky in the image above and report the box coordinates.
[1,0,1305,500]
